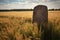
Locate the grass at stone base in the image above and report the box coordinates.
[0,16,60,40]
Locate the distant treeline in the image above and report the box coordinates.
[49,9,60,11]
[0,9,33,12]
[0,9,60,12]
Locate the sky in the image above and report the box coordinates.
[0,0,60,9]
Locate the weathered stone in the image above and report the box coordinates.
[33,5,48,31]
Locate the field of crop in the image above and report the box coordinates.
[0,11,60,40]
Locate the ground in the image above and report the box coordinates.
[0,11,60,40]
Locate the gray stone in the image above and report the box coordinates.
[33,5,48,32]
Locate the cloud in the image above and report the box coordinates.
[0,0,60,4]
[53,0,60,1]
[0,0,42,4]
[0,2,38,10]
[41,1,60,9]
[0,0,60,9]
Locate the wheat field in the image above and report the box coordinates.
[0,11,60,40]
[0,11,33,18]
[0,11,60,18]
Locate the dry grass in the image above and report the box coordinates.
[48,11,60,22]
[0,11,33,18]
[0,11,60,40]
[0,16,39,40]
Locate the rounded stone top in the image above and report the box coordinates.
[34,5,48,9]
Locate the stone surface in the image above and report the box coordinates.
[33,5,48,31]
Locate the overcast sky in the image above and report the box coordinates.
[0,0,60,9]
